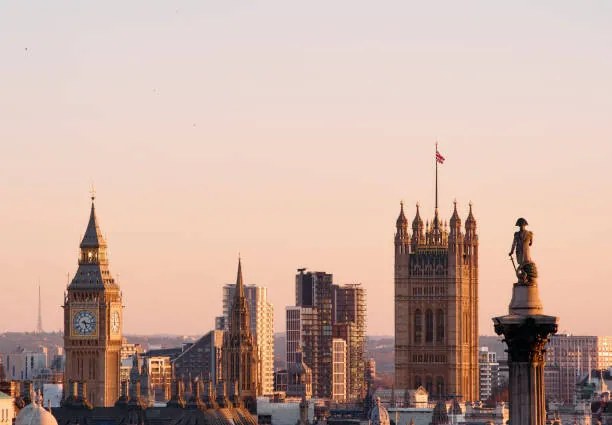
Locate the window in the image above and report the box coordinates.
[414,310,422,343]
[436,376,444,396]
[436,309,445,343]
[425,376,433,394]
[425,310,434,342]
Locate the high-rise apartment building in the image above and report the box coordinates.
[289,270,334,398]
[218,282,274,395]
[545,334,612,403]
[333,284,367,400]
[286,271,367,400]
[287,269,333,398]
[63,196,122,406]
[394,201,479,401]
[478,346,499,401]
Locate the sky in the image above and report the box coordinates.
[1,1,611,336]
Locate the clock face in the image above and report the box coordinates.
[73,310,97,335]
[111,311,120,334]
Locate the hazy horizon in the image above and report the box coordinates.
[1,2,611,336]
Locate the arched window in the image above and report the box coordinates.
[425,376,433,395]
[425,309,434,342]
[414,309,422,343]
[415,376,422,389]
[436,376,444,397]
[436,309,445,343]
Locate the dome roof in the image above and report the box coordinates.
[369,398,390,425]
[16,403,58,425]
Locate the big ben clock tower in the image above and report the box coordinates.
[63,194,123,406]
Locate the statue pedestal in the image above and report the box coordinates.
[493,283,558,425]
[509,283,543,315]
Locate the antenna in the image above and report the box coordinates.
[36,281,43,334]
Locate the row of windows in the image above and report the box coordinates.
[410,266,447,277]
[412,354,447,363]
[412,286,446,296]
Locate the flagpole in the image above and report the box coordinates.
[435,142,438,210]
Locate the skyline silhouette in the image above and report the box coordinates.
[1,2,611,336]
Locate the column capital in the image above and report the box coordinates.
[493,315,558,363]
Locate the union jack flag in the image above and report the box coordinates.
[436,149,445,164]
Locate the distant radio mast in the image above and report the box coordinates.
[36,282,44,334]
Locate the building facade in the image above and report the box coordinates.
[332,339,347,402]
[545,334,612,403]
[2,349,47,381]
[479,346,500,401]
[63,197,122,406]
[333,283,367,400]
[218,283,274,395]
[286,271,367,400]
[172,330,224,386]
[289,271,334,398]
[394,201,479,401]
[222,259,259,410]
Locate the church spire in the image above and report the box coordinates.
[229,257,251,339]
[235,256,245,300]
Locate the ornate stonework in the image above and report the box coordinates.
[222,258,259,413]
[63,197,122,406]
[394,201,479,401]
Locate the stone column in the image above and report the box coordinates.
[493,312,557,425]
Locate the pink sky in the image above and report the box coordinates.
[1,2,611,336]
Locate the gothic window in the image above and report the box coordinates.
[425,309,434,343]
[415,376,422,389]
[414,309,422,343]
[436,309,445,343]
[425,376,433,394]
[436,376,444,396]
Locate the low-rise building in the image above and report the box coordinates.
[0,392,16,425]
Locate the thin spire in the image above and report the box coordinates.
[36,282,43,334]
[236,255,244,298]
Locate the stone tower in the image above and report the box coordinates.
[63,196,122,406]
[222,258,259,412]
[394,201,479,401]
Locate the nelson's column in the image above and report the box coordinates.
[63,195,123,406]
[493,218,558,425]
